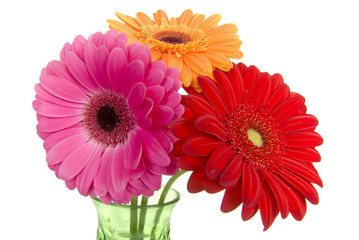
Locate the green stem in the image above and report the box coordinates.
[130,196,138,240]
[138,196,149,236]
[150,170,187,239]
[158,170,187,204]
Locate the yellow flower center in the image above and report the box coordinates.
[135,24,209,55]
[247,128,264,147]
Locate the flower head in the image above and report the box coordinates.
[108,9,243,90]
[33,30,184,204]
[171,63,323,230]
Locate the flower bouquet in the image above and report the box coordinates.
[33,9,323,240]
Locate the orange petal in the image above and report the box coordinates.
[180,63,192,87]
[183,53,212,76]
[107,20,136,34]
[177,9,194,25]
[207,23,238,36]
[188,14,206,29]
[162,53,183,72]
[153,10,169,25]
[136,12,154,26]
[115,12,141,30]
[150,49,163,61]
[199,14,222,32]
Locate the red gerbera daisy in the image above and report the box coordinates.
[171,63,323,230]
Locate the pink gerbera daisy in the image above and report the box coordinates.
[33,30,184,204]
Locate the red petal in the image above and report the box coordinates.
[285,185,307,221]
[259,182,279,231]
[249,72,271,107]
[214,69,236,112]
[279,114,319,134]
[219,154,243,188]
[221,182,243,213]
[237,62,248,75]
[187,171,205,193]
[242,163,262,207]
[284,147,321,162]
[171,120,198,139]
[182,105,197,123]
[271,73,284,91]
[170,140,184,157]
[228,63,244,104]
[280,170,319,205]
[243,65,260,91]
[206,145,236,180]
[197,76,227,115]
[195,114,227,141]
[260,170,290,219]
[204,176,224,193]
[265,84,290,113]
[270,95,305,123]
[242,205,259,221]
[282,157,323,187]
[183,134,225,156]
[177,154,207,171]
[185,94,218,116]
[284,132,323,148]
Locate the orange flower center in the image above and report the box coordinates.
[224,104,284,172]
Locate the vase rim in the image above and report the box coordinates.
[91,187,181,208]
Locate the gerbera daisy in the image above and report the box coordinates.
[171,63,323,230]
[33,30,184,204]
[107,9,243,90]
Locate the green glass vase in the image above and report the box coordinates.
[92,187,180,240]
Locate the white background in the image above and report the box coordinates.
[1,0,358,239]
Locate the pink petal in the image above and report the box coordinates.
[142,128,173,153]
[145,69,164,87]
[132,98,153,120]
[160,90,181,108]
[173,104,185,119]
[46,133,87,165]
[58,141,96,180]
[149,105,174,126]
[111,144,129,192]
[36,102,82,117]
[125,131,142,169]
[127,82,146,109]
[88,32,103,46]
[34,84,84,109]
[122,60,145,95]
[71,35,87,62]
[99,29,121,52]
[139,131,170,167]
[140,171,161,190]
[65,51,98,92]
[43,127,84,151]
[107,47,127,93]
[94,148,113,197]
[161,76,174,92]
[37,115,82,133]
[146,85,165,104]
[40,75,88,103]
[84,43,109,89]
[76,145,103,196]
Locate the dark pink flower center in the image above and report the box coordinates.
[83,90,135,147]
[224,104,284,172]
[154,30,191,44]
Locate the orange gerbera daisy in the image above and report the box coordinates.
[108,9,243,90]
